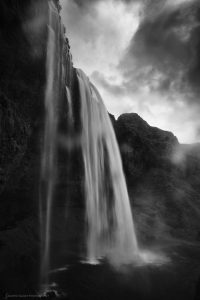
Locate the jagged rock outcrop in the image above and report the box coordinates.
[110,113,200,243]
[115,113,178,183]
[0,0,75,228]
[0,0,47,228]
[0,0,73,293]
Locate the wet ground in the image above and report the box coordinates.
[47,241,200,300]
[1,211,200,300]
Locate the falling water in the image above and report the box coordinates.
[40,0,62,286]
[76,70,139,265]
[40,0,140,289]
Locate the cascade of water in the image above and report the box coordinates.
[38,0,170,295]
[66,86,73,125]
[40,1,140,288]
[76,69,139,265]
[40,0,62,286]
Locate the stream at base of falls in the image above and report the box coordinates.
[42,240,200,300]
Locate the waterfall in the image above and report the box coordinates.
[40,0,139,289]
[40,0,62,286]
[76,69,139,265]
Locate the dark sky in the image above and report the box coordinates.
[61,0,200,143]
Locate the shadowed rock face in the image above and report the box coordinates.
[0,0,78,293]
[110,113,200,243]
[0,0,48,231]
[115,113,178,183]
[0,1,49,293]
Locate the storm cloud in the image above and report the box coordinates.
[60,0,200,142]
[120,0,200,102]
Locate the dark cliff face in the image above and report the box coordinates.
[0,0,76,292]
[0,0,49,231]
[110,113,200,243]
[0,1,49,291]
[0,0,75,227]
[115,113,178,184]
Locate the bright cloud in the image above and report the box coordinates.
[60,0,200,143]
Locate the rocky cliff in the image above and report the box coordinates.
[111,113,200,243]
[0,0,73,293]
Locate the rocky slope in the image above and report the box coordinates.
[111,113,200,243]
[0,0,66,293]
